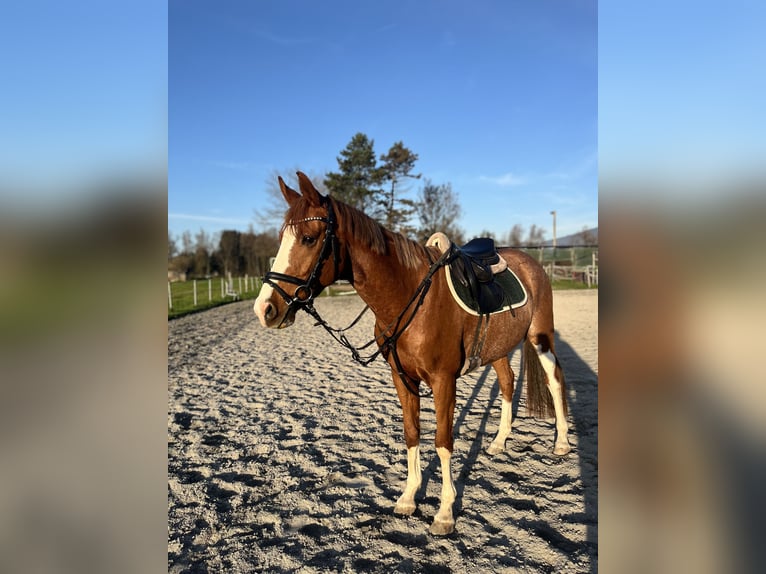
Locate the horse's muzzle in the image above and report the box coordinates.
[254,295,296,329]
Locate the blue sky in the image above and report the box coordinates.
[168,0,598,242]
[0,1,167,193]
[2,1,762,241]
[599,1,765,189]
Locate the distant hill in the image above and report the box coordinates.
[541,227,598,247]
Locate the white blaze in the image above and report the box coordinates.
[254,227,297,326]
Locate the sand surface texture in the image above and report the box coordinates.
[168,290,597,573]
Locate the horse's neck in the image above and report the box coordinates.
[347,240,426,324]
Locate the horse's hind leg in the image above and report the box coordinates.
[487,357,515,455]
[529,332,571,455]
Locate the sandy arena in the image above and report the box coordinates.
[168,289,597,573]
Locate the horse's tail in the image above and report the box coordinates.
[523,338,558,419]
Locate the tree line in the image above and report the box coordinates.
[168,227,279,279]
[168,132,590,279]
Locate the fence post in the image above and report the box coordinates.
[168,282,172,310]
[221,277,224,298]
[592,252,598,287]
[208,279,212,302]
[193,280,197,307]
[551,248,555,280]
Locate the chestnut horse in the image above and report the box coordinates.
[254,172,570,535]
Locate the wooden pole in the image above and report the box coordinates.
[168,282,172,309]
[193,280,197,307]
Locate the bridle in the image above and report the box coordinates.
[262,196,451,397]
[262,197,340,323]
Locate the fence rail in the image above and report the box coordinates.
[515,246,599,287]
[168,276,261,315]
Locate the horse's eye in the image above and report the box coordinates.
[301,235,317,246]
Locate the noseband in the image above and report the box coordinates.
[263,198,340,317]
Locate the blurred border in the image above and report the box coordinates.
[600,2,766,572]
[0,3,167,573]
[2,2,764,573]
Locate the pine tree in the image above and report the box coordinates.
[324,133,382,214]
[378,141,420,235]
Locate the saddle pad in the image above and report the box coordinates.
[445,264,528,316]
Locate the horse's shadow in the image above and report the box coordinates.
[416,331,597,570]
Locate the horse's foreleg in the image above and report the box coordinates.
[395,444,421,516]
[431,376,457,535]
[392,371,422,516]
[488,357,515,455]
[431,446,456,535]
[537,344,571,455]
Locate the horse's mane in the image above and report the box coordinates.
[285,195,430,270]
[334,199,432,269]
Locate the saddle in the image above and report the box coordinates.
[426,232,528,374]
[448,238,508,314]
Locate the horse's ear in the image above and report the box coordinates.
[278,176,301,205]
[296,171,324,207]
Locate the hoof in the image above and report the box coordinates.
[553,443,571,456]
[394,501,416,516]
[486,442,504,456]
[429,518,455,536]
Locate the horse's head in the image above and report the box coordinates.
[254,172,342,328]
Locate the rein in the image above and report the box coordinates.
[263,198,450,397]
[304,247,451,397]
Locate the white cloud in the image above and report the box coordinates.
[479,172,527,186]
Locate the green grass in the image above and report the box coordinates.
[168,277,261,320]
[551,278,598,290]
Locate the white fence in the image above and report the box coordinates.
[545,251,599,287]
[168,275,261,314]
[517,246,598,287]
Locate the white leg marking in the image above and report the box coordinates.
[254,228,297,327]
[430,447,457,535]
[488,398,513,455]
[394,445,421,515]
[537,345,571,455]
